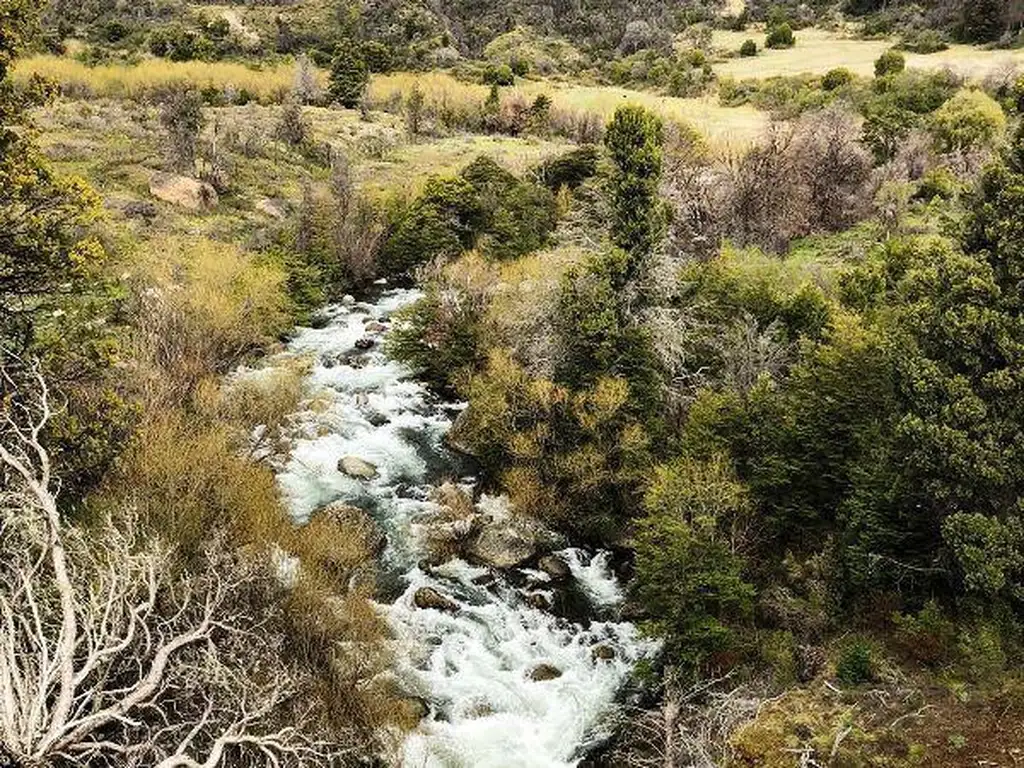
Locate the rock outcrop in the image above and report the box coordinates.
[149,172,218,211]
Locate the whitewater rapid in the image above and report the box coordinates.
[254,289,657,767]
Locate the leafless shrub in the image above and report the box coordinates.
[294,154,387,290]
[663,106,873,255]
[0,362,356,767]
[276,100,311,147]
[606,674,767,767]
[717,314,792,395]
[292,53,322,106]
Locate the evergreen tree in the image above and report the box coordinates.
[603,105,664,285]
[328,44,369,109]
[961,0,1005,43]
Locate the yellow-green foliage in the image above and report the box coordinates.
[930,88,1007,153]
[129,236,290,401]
[454,349,650,536]
[14,55,319,101]
[482,26,584,74]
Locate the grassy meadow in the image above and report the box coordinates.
[713,26,1024,78]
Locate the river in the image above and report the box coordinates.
[258,288,657,767]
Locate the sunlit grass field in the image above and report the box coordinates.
[14,55,321,101]
[713,27,1024,78]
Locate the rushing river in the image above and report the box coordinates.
[257,289,657,767]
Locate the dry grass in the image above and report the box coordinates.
[370,72,769,146]
[14,55,318,101]
[713,27,1024,79]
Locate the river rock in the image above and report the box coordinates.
[354,337,375,350]
[591,645,616,662]
[527,663,562,681]
[537,554,572,582]
[526,592,551,611]
[315,501,386,556]
[149,172,218,211]
[468,524,538,569]
[338,455,378,479]
[365,321,387,333]
[414,587,459,613]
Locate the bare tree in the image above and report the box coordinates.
[0,360,350,767]
[605,674,766,768]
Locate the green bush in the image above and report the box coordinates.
[739,39,758,57]
[381,176,483,273]
[913,166,958,201]
[899,30,949,54]
[874,49,905,78]
[836,639,875,685]
[534,146,600,190]
[821,67,854,92]
[892,600,957,667]
[461,155,557,261]
[482,63,515,85]
[929,88,1007,154]
[765,23,795,49]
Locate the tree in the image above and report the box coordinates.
[328,44,368,109]
[861,102,917,163]
[405,80,425,137]
[961,0,1005,43]
[604,105,664,281]
[632,455,755,666]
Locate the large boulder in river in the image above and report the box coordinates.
[537,554,572,582]
[527,663,562,681]
[413,587,459,612]
[468,523,539,569]
[338,455,378,480]
[149,172,218,211]
[464,496,565,570]
[444,408,479,457]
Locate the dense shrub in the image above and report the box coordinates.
[739,39,758,57]
[929,88,1007,154]
[533,145,600,190]
[482,62,515,85]
[821,67,854,92]
[381,176,482,274]
[765,23,795,49]
[381,157,556,273]
[874,49,905,78]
